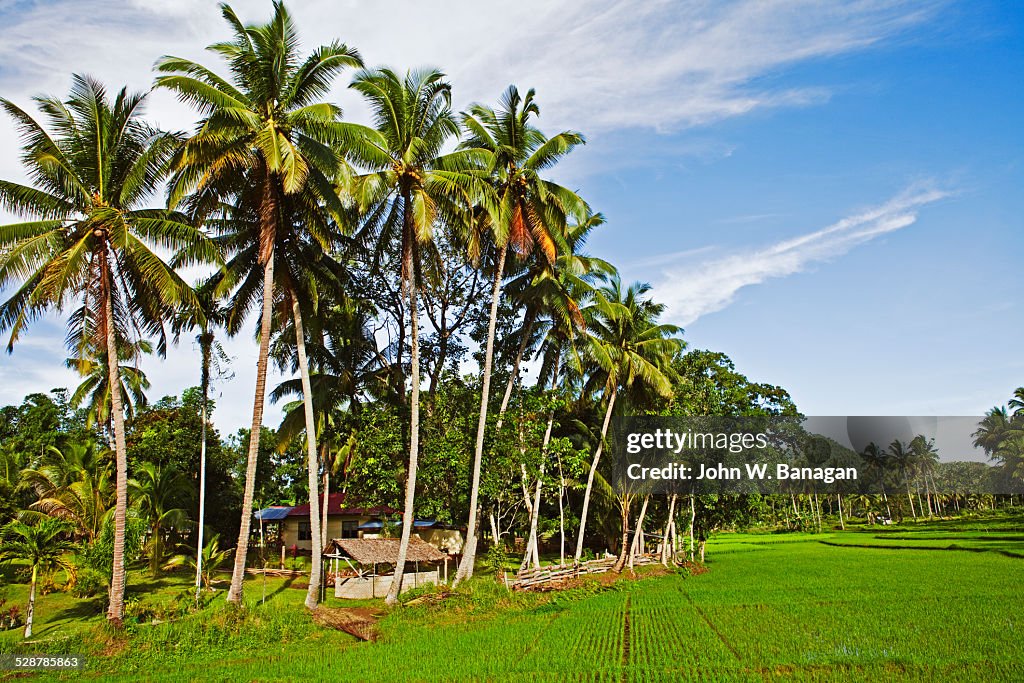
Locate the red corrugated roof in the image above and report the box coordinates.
[286,492,399,517]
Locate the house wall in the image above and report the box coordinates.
[282,515,370,551]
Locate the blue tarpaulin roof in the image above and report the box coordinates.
[255,506,293,521]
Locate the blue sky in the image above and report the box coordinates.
[0,0,1021,432]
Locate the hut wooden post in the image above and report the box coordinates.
[372,563,376,598]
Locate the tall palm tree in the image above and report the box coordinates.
[156,0,362,608]
[496,211,611,423]
[172,289,230,602]
[66,339,152,432]
[0,76,211,625]
[575,277,681,561]
[271,294,386,548]
[350,67,484,603]
[859,442,892,518]
[455,86,586,583]
[888,439,917,520]
[0,517,77,638]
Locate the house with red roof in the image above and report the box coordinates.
[263,492,463,554]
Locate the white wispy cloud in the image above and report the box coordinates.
[655,185,950,326]
[0,1,942,135]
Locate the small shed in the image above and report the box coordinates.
[324,537,448,599]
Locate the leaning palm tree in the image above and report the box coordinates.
[0,76,211,625]
[350,67,486,603]
[0,517,77,638]
[156,0,362,608]
[575,277,681,561]
[455,86,587,584]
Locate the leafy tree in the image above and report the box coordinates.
[0,76,211,624]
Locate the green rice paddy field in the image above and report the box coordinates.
[6,517,1024,681]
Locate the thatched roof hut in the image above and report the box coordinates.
[325,537,447,565]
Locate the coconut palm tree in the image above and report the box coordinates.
[128,462,192,577]
[172,288,230,601]
[0,76,211,625]
[888,439,917,520]
[0,517,77,638]
[575,277,681,562]
[496,211,611,423]
[1009,387,1024,417]
[455,86,587,583]
[66,339,152,432]
[156,0,362,607]
[859,442,892,518]
[349,67,485,603]
[271,294,386,547]
[21,443,113,542]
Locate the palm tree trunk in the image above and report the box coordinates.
[455,243,508,586]
[627,494,650,571]
[103,276,129,626]
[321,463,330,549]
[837,494,845,530]
[387,250,423,605]
[689,492,696,562]
[612,495,631,573]
[292,297,323,610]
[495,311,535,431]
[520,412,554,571]
[661,494,677,565]
[227,252,275,604]
[195,339,210,603]
[557,451,565,567]
[25,564,37,638]
[520,355,560,571]
[903,468,917,520]
[575,385,617,562]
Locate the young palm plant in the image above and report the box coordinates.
[0,75,212,625]
[455,86,587,583]
[128,462,192,578]
[0,517,77,638]
[156,0,362,608]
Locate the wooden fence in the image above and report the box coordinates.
[509,554,660,590]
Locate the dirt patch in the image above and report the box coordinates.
[312,606,380,641]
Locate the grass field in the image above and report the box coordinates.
[2,516,1023,681]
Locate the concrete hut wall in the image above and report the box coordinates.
[333,569,441,599]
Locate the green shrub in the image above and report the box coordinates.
[485,542,509,577]
[69,568,107,598]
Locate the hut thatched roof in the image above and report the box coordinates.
[326,537,447,565]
